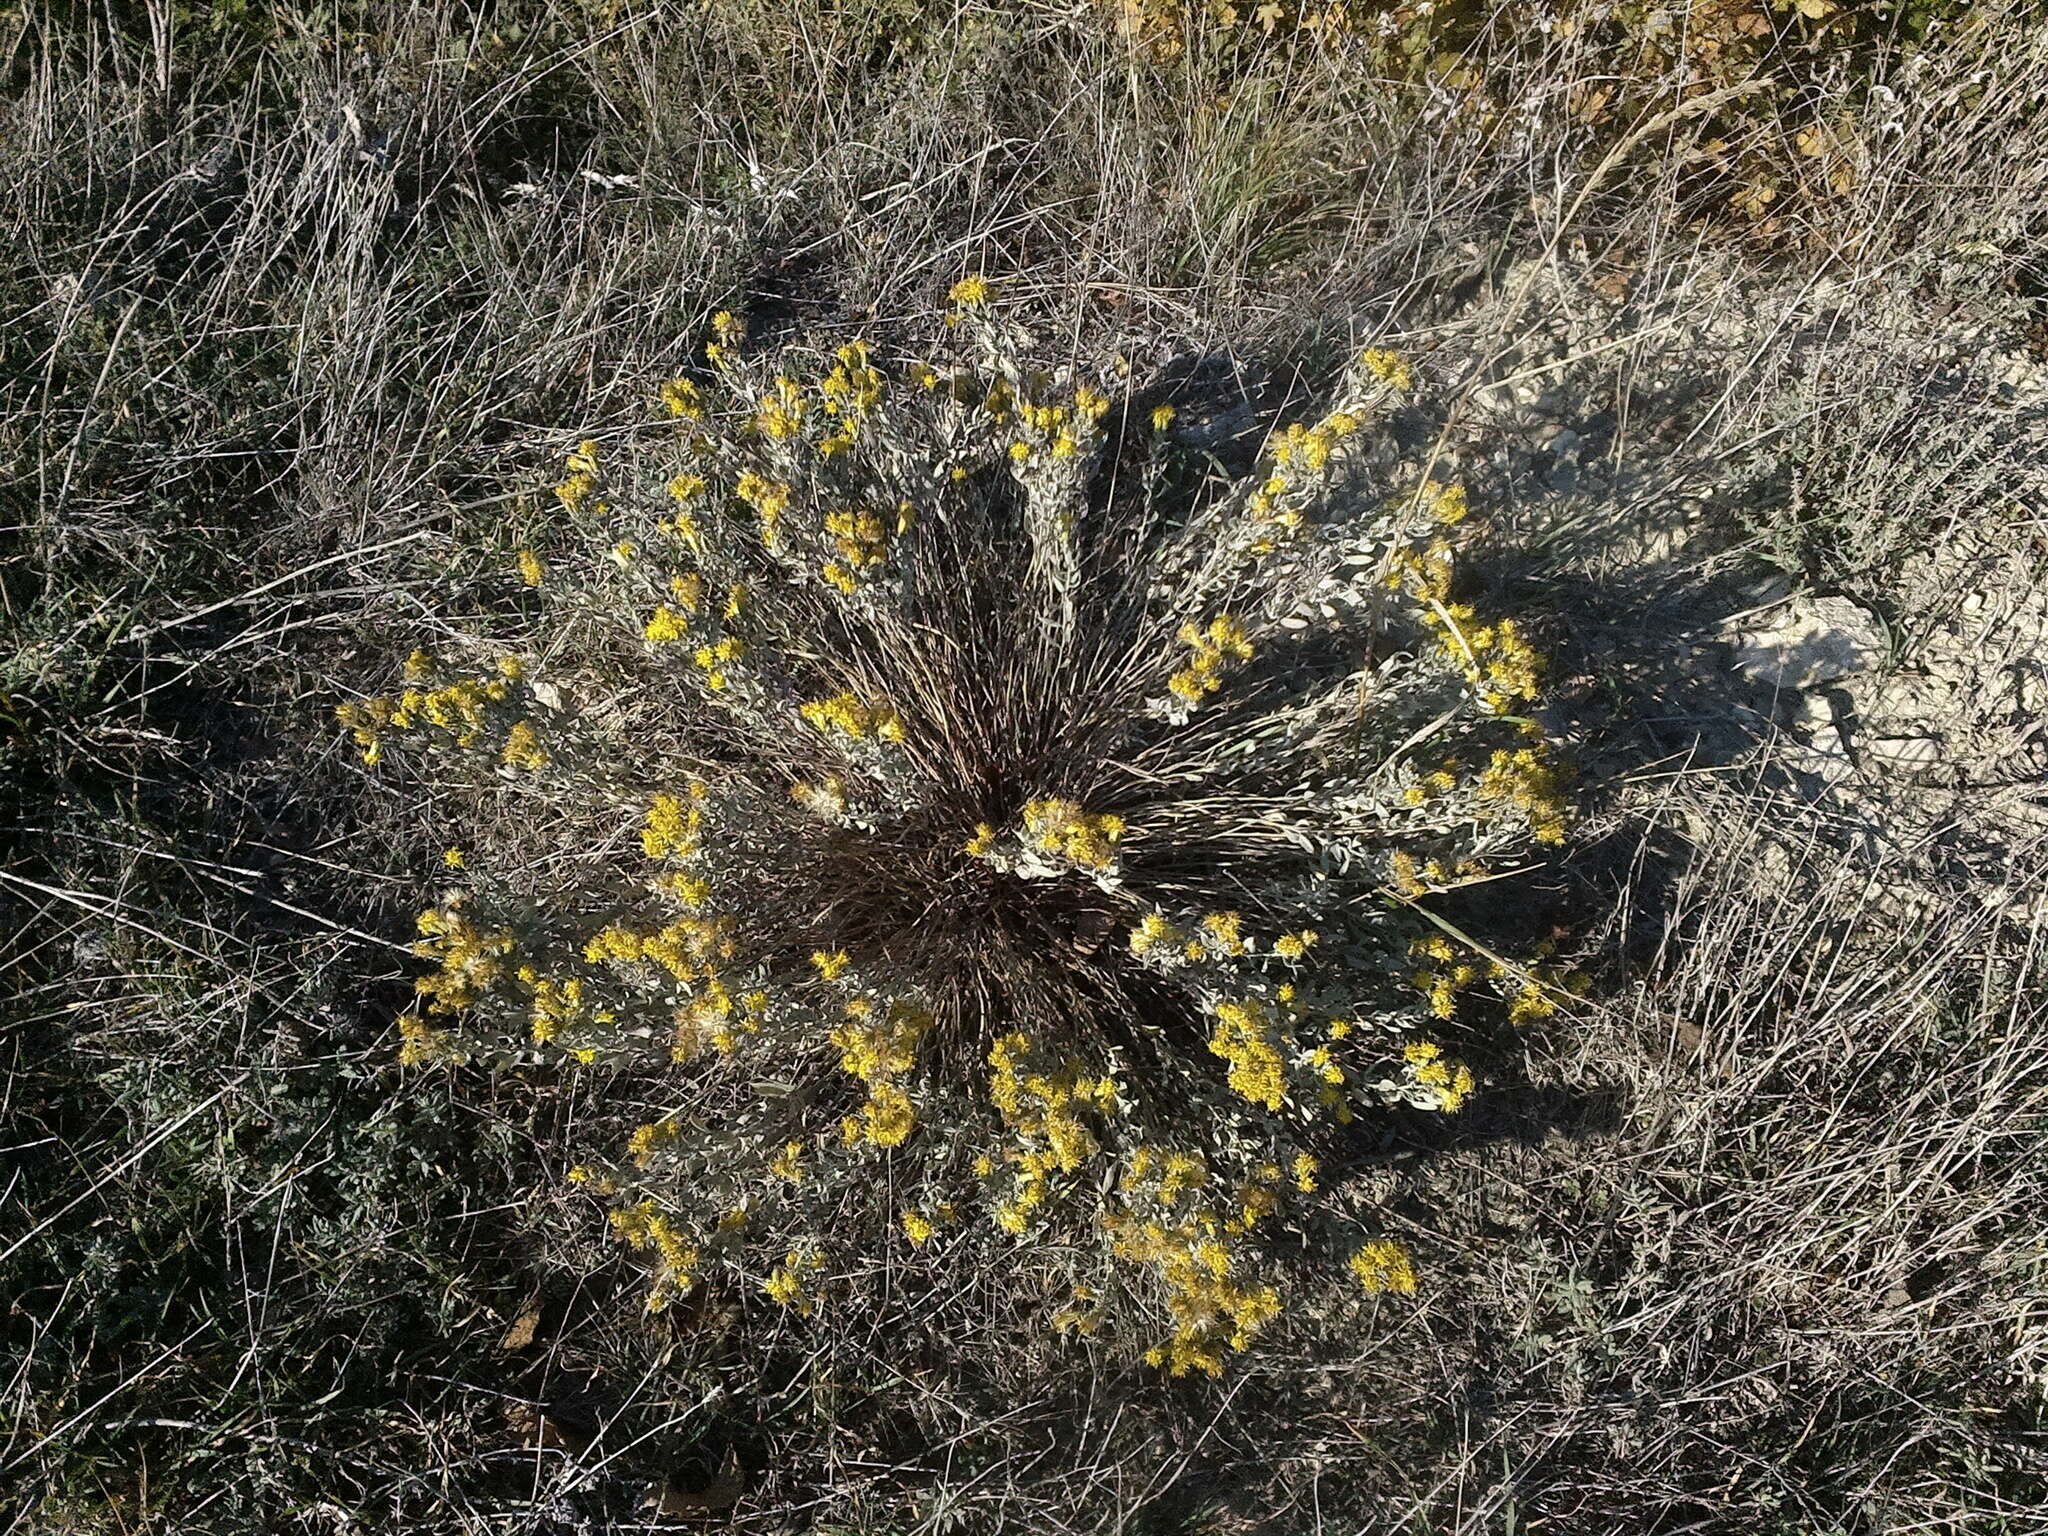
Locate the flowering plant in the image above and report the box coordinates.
[340,283,1571,1374]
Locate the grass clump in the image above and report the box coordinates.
[340,288,1573,1374]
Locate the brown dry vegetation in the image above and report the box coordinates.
[4,2,2047,1532]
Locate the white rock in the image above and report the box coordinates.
[1788,691,1836,732]
[1868,736,1945,774]
[1728,596,1888,688]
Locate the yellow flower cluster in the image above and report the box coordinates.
[627,1117,681,1168]
[580,904,753,1060]
[1242,407,1362,529]
[1009,385,1109,462]
[553,438,602,514]
[1476,746,1569,846]
[763,1247,824,1315]
[1423,478,1468,525]
[1409,934,1478,1021]
[1349,1238,1418,1295]
[1168,614,1255,704]
[665,472,707,523]
[671,986,769,1062]
[687,637,747,691]
[1290,1151,1320,1193]
[799,691,905,742]
[1127,910,1187,957]
[413,905,513,1016]
[1403,1041,1475,1113]
[788,776,848,820]
[1401,764,1461,808]
[1508,978,1560,1026]
[642,575,749,689]
[659,376,702,420]
[396,1012,464,1067]
[1131,910,1313,977]
[830,998,928,1080]
[986,1032,1117,1232]
[1474,617,1539,703]
[1207,997,1289,1110]
[830,998,931,1148]
[1388,849,1439,897]
[1390,530,1547,715]
[900,1209,936,1246]
[1269,414,1352,472]
[736,470,791,546]
[1021,799,1125,872]
[704,309,745,365]
[641,784,709,861]
[1387,536,1454,604]
[752,375,807,440]
[1198,909,1248,958]
[848,1082,915,1147]
[819,502,912,593]
[1360,346,1414,392]
[1432,612,1542,714]
[516,968,587,1046]
[611,1200,701,1312]
[501,720,546,771]
[583,913,737,983]
[644,603,693,648]
[818,340,884,424]
[1272,929,1318,960]
[1106,1152,1287,1376]
[977,374,1015,425]
[1303,1039,1347,1102]
[1480,940,1586,1027]
[1132,1144,1215,1205]
[336,666,523,765]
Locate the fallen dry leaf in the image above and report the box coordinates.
[1590,266,1635,301]
[506,1403,594,1456]
[644,1448,744,1518]
[498,1301,543,1353]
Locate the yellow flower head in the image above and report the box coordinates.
[1349,1239,1418,1295]
[1361,347,1413,392]
[659,377,703,419]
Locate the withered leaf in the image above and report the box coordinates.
[499,1301,543,1352]
[644,1448,744,1518]
[507,1403,595,1456]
